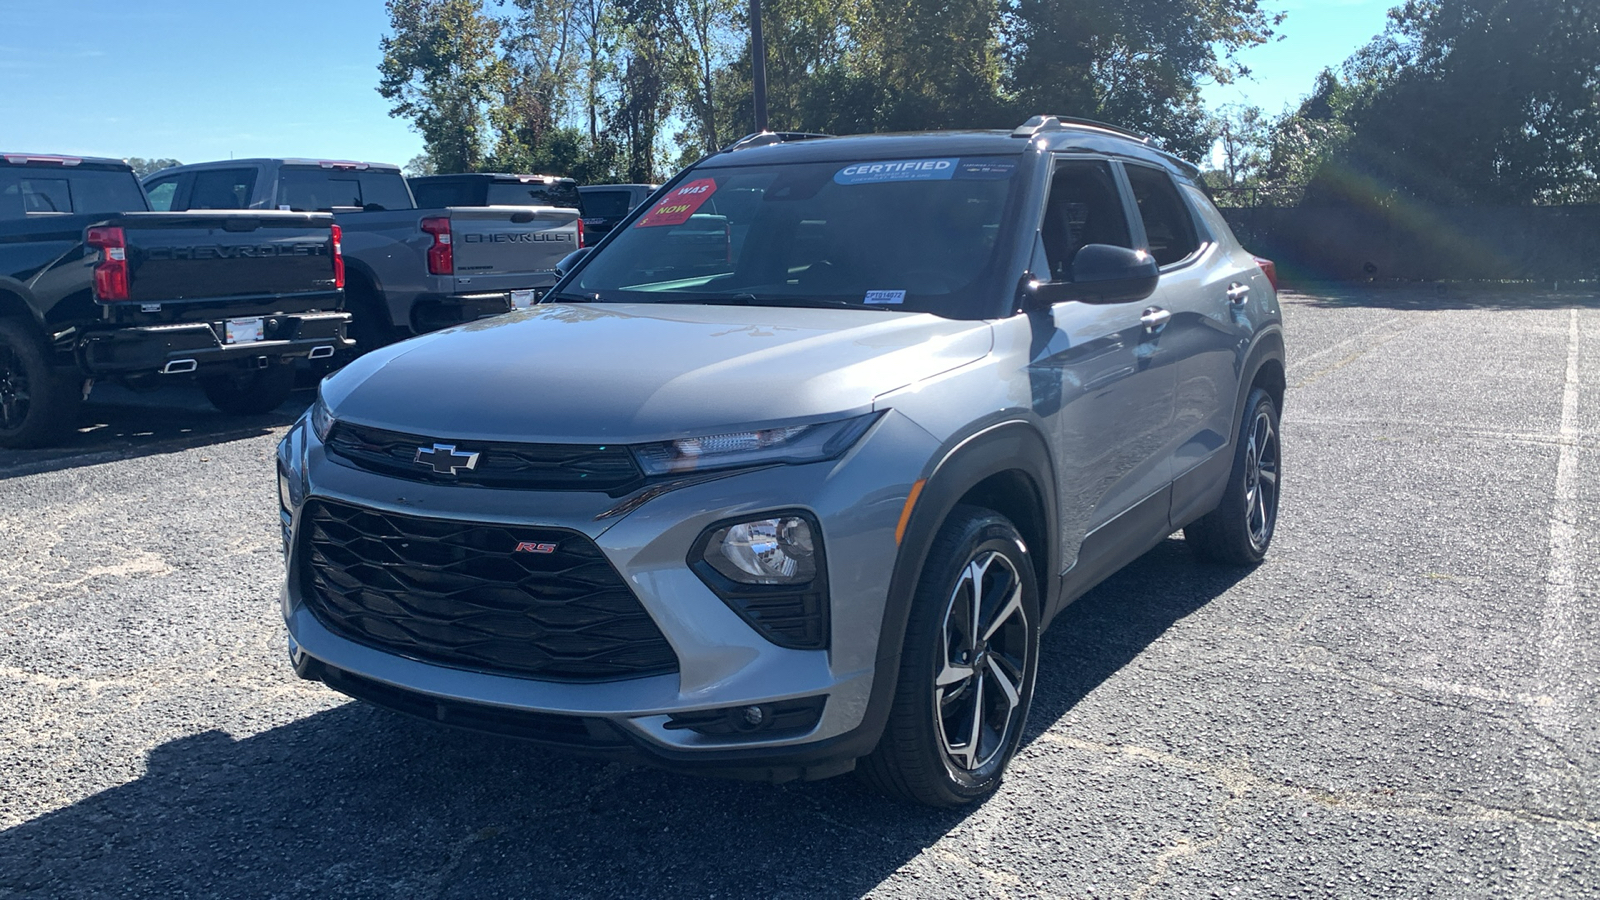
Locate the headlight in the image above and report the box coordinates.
[309,396,336,442]
[633,412,879,476]
[690,511,829,649]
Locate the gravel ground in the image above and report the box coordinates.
[1,285,1597,898]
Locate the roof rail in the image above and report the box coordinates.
[720,131,834,153]
[1011,115,1152,144]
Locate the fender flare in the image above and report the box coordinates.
[851,418,1059,754]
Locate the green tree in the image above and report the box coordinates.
[1008,0,1283,160]
[126,158,182,179]
[1306,0,1600,205]
[379,0,508,173]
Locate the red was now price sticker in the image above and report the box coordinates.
[634,178,719,228]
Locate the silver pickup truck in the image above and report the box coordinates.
[142,159,581,348]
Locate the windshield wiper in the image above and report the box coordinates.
[544,291,603,303]
[656,293,758,306]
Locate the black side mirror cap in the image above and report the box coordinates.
[1024,244,1160,308]
[554,246,592,276]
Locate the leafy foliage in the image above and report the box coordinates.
[126,158,182,179]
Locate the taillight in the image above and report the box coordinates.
[421,216,453,275]
[330,224,345,289]
[1253,256,1278,291]
[576,217,585,249]
[87,225,129,301]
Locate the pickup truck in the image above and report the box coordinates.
[0,153,348,448]
[577,183,658,240]
[143,160,583,349]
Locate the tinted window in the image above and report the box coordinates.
[1040,159,1132,281]
[410,181,474,209]
[580,189,634,218]
[277,169,413,212]
[487,181,580,209]
[572,156,1022,317]
[187,168,257,210]
[1124,164,1200,266]
[145,178,179,211]
[0,168,146,219]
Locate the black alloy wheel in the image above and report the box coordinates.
[1184,386,1282,565]
[860,505,1040,807]
[0,318,78,449]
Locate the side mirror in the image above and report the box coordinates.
[1024,244,1160,308]
[554,246,591,276]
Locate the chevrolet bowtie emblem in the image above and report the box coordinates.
[413,443,480,476]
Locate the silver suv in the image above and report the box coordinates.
[276,117,1285,807]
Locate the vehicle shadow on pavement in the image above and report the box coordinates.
[0,384,311,480]
[1288,282,1600,311]
[0,540,1242,899]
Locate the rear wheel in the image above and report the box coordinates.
[0,318,79,448]
[859,506,1040,807]
[1184,387,1281,565]
[200,363,296,416]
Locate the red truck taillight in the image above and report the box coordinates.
[421,216,453,275]
[330,224,345,289]
[576,217,585,249]
[86,225,129,301]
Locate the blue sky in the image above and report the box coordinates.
[1,0,1395,168]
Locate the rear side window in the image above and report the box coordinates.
[410,180,474,209]
[145,178,180,211]
[0,168,147,219]
[580,189,634,218]
[487,181,580,208]
[277,169,413,212]
[187,168,257,210]
[1124,164,1200,267]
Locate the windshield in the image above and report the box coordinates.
[568,156,1023,316]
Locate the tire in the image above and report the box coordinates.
[1184,387,1282,565]
[345,282,395,354]
[859,505,1041,807]
[200,363,296,416]
[0,318,80,448]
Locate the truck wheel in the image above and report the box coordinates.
[859,505,1040,807]
[1184,387,1282,565]
[0,318,79,448]
[200,364,296,416]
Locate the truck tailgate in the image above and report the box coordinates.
[447,207,579,281]
[117,211,339,307]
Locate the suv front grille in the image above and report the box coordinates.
[300,499,678,681]
[324,421,644,494]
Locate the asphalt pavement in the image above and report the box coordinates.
[1,285,1597,898]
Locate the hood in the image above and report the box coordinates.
[323,303,993,443]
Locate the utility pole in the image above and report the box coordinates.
[750,0,768,132]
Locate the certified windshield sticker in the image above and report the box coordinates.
[835,159,956,185]
[635,178,718,227]
[864,290,906,305]
[954,158,1018,180]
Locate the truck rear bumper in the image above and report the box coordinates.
[410,289,548,333]
[78,311,353,376]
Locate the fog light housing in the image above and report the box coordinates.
[690,511,828,649]
[664,696,827,737]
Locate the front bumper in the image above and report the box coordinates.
[277,410,937,779]
[79,311,352,376]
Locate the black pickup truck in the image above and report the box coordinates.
[0,153,350,447]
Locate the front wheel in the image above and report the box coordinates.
[200,364,296,416]
[1184,387,1282,565]
[859,506,1040,807]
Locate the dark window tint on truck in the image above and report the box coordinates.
[277,169,413,212]
[487,182,580,209]
[410,181,472,209]
[579,189,632,218]
[189,168,257,210]
[0,168,146,219]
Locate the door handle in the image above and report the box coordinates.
[1140,307,1171,333]
[1226,282,1251,305]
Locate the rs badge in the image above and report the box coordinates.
[514,542,557,554]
